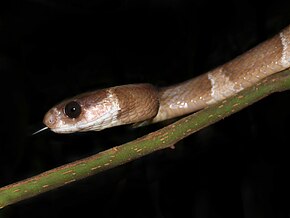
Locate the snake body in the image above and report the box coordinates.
[44,25,290,133]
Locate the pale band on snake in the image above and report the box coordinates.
[41,24,290,134]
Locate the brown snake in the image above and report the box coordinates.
[42,25,290,134]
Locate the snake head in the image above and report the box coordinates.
[43,89,122,133]
[43,84,159,134]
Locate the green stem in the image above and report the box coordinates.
[1,69,290,208]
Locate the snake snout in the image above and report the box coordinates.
[43,108,59,129]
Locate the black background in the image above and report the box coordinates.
[1,0,290,217]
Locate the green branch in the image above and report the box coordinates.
[1,69,290,208]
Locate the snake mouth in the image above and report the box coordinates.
[47,121,97,133]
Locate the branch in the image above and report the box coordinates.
[1,69,290,208]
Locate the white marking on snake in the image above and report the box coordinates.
[87,89,122,131]
[207,70,243,104]
[280,31,290,67]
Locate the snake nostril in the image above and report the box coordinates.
[43,110,57,128]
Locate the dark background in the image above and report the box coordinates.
[1,0,290,217]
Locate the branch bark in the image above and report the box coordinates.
[1,69,290,208]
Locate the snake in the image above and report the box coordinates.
[41,24,290,134]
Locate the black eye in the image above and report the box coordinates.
[64,101,81,118]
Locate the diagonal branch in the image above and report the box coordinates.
[1,69,290,208]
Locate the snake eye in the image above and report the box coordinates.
[64,101,81,119]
